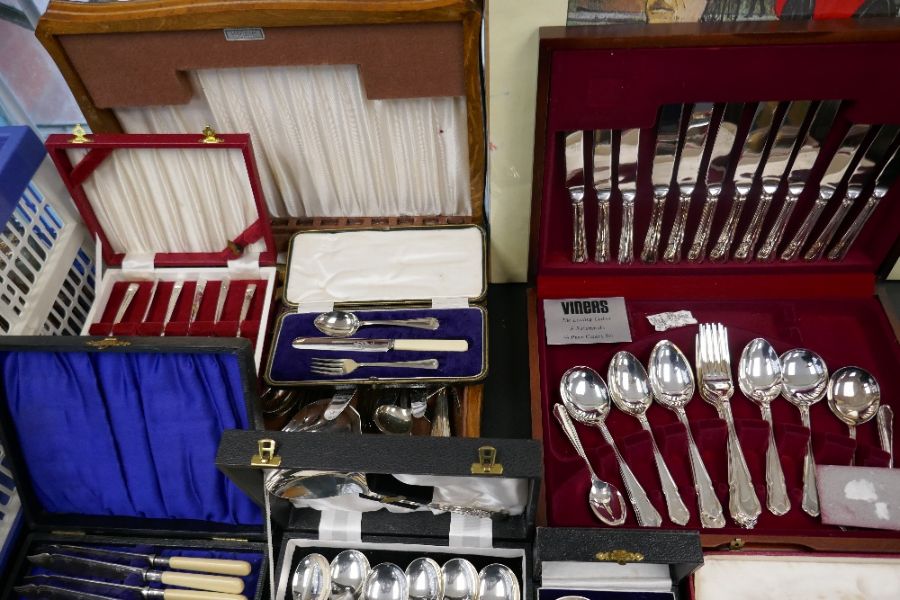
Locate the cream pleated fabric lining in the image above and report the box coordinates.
[69,147,260,255]
[115,65,471,218]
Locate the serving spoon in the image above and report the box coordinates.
[315,311,439,337]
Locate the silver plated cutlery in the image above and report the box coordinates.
[617,129,641,264]
[188,279,206,326]
[214,279,229,323]
[161,280,184,336]
[293,338,468,353]
[565,131,588,263]
[641,105,682,264]
[878,405,894,468]
[111,282,139,333]
[236,283,256,337]
[593,129,615,262]
[311,358,439,376]
[315,310,439,337]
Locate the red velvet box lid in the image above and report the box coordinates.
[529,19,900,551]
[44,130,276,268]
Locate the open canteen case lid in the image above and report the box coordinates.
[0,335,266,541]
[529,19,900,551]
[35,0,487,247]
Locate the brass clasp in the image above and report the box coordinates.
[251,438,282,468]
[70,124,90,144]
[471,445,503,475]
[200,125,223,144]
[595,550,645,564]
[86,337,131,349]
[729,538,745,551]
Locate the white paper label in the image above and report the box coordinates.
[543,297,631,345]
[224,27,265,41]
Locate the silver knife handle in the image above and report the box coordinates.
[877,405,893,468]
[113,283,139,326]
[618,191,636,264]
[570,187,587,263]
[757,191,800,261]
[236,283,257,337]
[734,189,775,262]
[687,194,719,263]
[663,191,693,263]
[595,195,611,263]
[805,191,858,261]
[781,195,829,261]
[827,192,883,261]
[709,190,748,262]
[640,189,668,264]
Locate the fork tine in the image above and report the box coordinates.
[719,324,731,372]
[310,358,340,366]
[310,367,344,375]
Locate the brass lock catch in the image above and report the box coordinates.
[471,445,503,475]
[595,549,645,564]
[251,438,282,468]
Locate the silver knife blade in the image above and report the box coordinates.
[215,279,230,323]
[734,101,812,261]
[112,283,139,326]
[617,128,641,264]
[28,552,144,582]
[781,122,872,261]
[687,103,744,263]
[17,582,113,600]
[25,575,140,600]
[593,129,614,262]
[642,104,684,263]
[565,131,587,263]
[709,101,780,262]
[757,100,841,261]
[140,280,158,323]
[292,338,395,352]
[189,279,207,325]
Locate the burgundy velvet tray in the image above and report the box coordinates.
[528,20,900,552]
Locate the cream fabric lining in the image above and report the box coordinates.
[115,65,471,218]
[69,147,261,255]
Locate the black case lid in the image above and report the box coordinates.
[534,527,703,587]
[0,335,264,541]
[216,429,542,542]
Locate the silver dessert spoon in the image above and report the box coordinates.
[293,553,332,600]
[780,348,828,517]
[362,564,407,600]
[315,310,439,337]
[608,351,690,525]
[738,338,791,516]
[442,559,478,600]
[331,550,370,600]
[406,558,443,600]
[552,404,627,526]
[478,564,520,600]
[828,366,881,457]
[648,340,726,528]
[560,366,662,527]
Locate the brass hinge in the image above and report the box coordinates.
[251,438,282,468]
[470,445,503,475]
[86,337,131,349]
[200,125,223,144]
[595,549,645,564]
[70,124,90,144]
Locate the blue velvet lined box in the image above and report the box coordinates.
[0,336,267,598]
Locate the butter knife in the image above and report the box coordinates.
[161,280,184,336]
[828,143,900,261]
[734,101,812,262]
[188,279,207,325]
[236,283,256,337]
[565,131,588,263]
[110,282,139,334]
[641,104,682,263]
[617,128,641,264]
[292,338,469,352]
[687,103,744,262]
[664,102,716,263]
[757,100,841,261]
[593,129,614,262]
[710,101,780,262]
[214,279,230,323]
[806,126,899,261]
[781,123,871,261]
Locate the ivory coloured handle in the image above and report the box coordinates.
[163,590,247,600]
[168,556,252,576]
[160,571,245,594]
[393,339,469,352]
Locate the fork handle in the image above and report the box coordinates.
[719,402,762,528]
[361,359,439,369]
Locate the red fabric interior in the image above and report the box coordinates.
[534,36,900,540]
[89,279,266,343]
[44,133,277,268]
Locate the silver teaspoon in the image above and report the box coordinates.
[780,348,828,517]
[478,564,520,600]
[828,366,880,458]
[560,367,662,527]
[648,341,726,528]
[553,403,627,525]
[362,564,407,600]
[293,553,332,600]
[315,310,439,337]
[608,351,690,525]
[442,559,478,600]
[331,550,370,600]
[738,338,791,516]
[406,558,443,600]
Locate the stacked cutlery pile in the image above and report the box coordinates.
[555,323,891,529]
[565,101,900,264]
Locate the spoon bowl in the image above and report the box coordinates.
[559,366,611,424]
[780,349,828,407]
[647,340,695,410]
[406,557,443,600]
[374,402,413,435]
[828,366,881,438]
[442,558,479,600]
[331,550,371,600]
[478,564,520,600]
[738,338,783,405]
[283,400,362,434]
[362,563,407,600]
[292,553,331,600]
[607,351,652,418]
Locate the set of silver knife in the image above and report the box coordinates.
[18,544,252,600]
[565,101,900,264]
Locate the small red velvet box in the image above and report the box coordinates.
[528,19,900,555]
[44,130,277,369]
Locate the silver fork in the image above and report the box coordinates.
[697,323,761,528]
[310,358,439,376]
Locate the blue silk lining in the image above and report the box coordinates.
[0,351,260,525]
